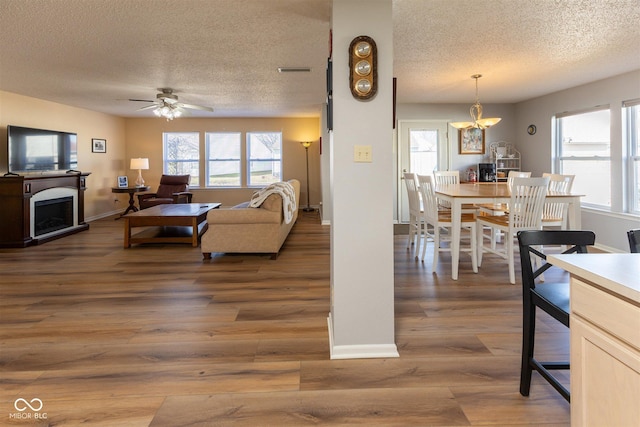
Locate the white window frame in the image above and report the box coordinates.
[162,132,200,187]
[624,99,640,215]
[554,106,611,209]
[205,132,241,187]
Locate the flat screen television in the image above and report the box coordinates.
[7,125,78,173]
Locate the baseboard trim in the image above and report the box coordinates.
[86,209,122,222]
[593,243,624,253]
[327,314,399,360]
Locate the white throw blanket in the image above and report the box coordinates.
[249,181,297,224]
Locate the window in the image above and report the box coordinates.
[409,128,438,175]
[247,132,281,186]
[163,132,199,186]
[206,132,241,187]
[625,100,640,214]
[555,107,610,208]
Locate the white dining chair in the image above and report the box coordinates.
[478,171,532,217]
[542,173,575,229]
[417,174,478,272]
[403,172,424,257]
[478,171,532,248]
[477,176,550,284]
[433,170,477,212]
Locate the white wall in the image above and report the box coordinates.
[514,70,640,251]
[329,0,397,359]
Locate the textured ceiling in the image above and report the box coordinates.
[0,0,639,118]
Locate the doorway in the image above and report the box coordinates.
[398,120,450,222]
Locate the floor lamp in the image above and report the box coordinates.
[301,141,314,212]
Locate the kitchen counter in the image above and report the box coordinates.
[547,253,640,427]
[548,253,640,302]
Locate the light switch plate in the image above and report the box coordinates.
[354,145,372,163]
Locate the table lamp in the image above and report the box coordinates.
[130,158,149,187]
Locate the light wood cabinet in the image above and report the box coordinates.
[548,254,640,427]
[571,278,640,427]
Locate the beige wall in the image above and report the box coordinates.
[0,90,127,219]
[124,117,321,207]
[1,90,322,218]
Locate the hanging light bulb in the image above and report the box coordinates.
[451,74,502,130]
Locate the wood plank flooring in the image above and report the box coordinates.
[0,211,570,426]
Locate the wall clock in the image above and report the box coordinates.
[349,36,377,100]
[527,124,537,135]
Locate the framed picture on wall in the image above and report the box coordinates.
[92,138,107,153]
[459,128,485,154]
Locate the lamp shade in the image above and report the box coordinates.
[130,158,149,170]
[301,141,313,148]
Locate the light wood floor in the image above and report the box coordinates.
[0,211,570,426]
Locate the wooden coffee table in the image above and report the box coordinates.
[123,203,220,248]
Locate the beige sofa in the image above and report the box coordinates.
[201,179,300,259]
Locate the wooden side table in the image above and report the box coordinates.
[112,186,150,217]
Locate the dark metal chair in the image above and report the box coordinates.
[628,229,640,253]
[516,230,596,402]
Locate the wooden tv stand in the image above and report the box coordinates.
[0,172,90,247]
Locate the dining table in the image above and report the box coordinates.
[435,182,584,280]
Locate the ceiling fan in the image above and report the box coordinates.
[129,88,213,120]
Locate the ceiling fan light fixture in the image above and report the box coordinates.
[134,88,212,120]
[450,74,501,130]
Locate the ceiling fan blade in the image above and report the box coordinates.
[178,102,214,112]
[137,104,160,111]
[128,98,155,103]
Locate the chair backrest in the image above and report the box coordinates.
[416,174,439,222]
[628,229,640,253]
[542,173,575,220]
[509,177,549,229]
[157,174,190,198]
[507,171,532,190]
[403,172,421,215]
[518,230,596,286]
[542,173,575,192]
[433,171,459,208]
[433,170,460,185]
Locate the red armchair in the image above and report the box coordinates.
[137,174,193,210]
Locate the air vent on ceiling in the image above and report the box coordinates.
[278,67,312,73]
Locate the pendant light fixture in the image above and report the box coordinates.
[450,74,501,130]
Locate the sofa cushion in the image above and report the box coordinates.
[260,193,281,212]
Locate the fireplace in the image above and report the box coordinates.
[34,197,74,236]
[0,172,89,247]
[29,186,79,239]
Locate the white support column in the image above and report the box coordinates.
[328,0,397,359]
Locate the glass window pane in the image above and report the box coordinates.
[560,109,610,156]
[627,103,640,213]
[557,109,610,208]
[206,133,241,187]
[634,160,640,212]
[163,132,199,186]
[561,159,611,207]
[410,129,437,175]
[247,132,282,186]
